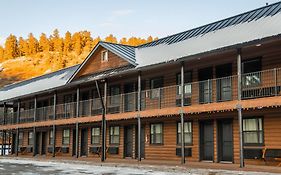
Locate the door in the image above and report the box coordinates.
[35,132,40,155]
[41,132,47,155]
[81,91,90,116]
[72,129,76,156]
[124,126,133,157]
[218,120,233,162]
[80,128,88,156]
[200,121,214,161]
[12,133,16,154]
[124,83,136,112]
[135,125,145,159]
[216,64,232,101]
[199,67,213,103]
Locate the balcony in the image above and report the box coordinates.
[1,68,281,125]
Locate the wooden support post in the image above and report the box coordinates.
[76,87,80,118]
[53,92,57,157]
[75,122,79,158]
[33,127,36,157]
[15,128,19,156]
[1,102,6,156]
[95,80,107,162]
[75,87,80,158]
[1,130,3,156]
[8,130,11,155]
[180,62,185,164]
[237,49,244,168]
[137,72,141,161]
[33,96,37,157]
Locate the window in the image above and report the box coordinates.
[19,132,23,145]
[28,131,33,145]
[177,122,192,145]
[242,59,261,88]
[176,72,192,95]
[49,130,54,145]
[150,123,163,144]
[150,77,163,99]
[110,85,120,106]
[110,126,119,144]
[91,127,100,144]
[62,129,70,145]
[243,117,263,145]
[101,50,108,62]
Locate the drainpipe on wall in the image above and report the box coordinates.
[137,71,142,162]
[95,80,107,162]
[75,87,80,158]
[237,48,244,168]
[52,92,57,157]
[180,62,185,164]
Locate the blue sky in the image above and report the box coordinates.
[0,0,280,45]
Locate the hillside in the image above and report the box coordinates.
[0,29,157,87]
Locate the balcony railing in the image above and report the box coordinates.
[1,68,281,125]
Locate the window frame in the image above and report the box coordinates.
[109,126,120,145]
[242,116,264,146]
[150,77,164,99]
[150,123,163,145]
[242,58,262,88]
[62,129,70,145]
[176,121,193,146]
[101,50,108,62]
[91,127,101,145]
[28,131,33,145]
[176,71,192,96]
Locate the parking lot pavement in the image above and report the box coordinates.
[0,158,279,175]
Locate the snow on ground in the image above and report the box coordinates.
[0,157,279,175]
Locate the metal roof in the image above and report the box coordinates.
[0,65,79,102]
[136,2,281,68]
[99,42,136,64]
[139,2,281,48]
[71,65,135,85]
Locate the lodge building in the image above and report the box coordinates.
[1,2,281,167]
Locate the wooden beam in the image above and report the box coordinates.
[75,87,80,158]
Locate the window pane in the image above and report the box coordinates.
[243,119,258,131]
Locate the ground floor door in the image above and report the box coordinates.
[41,132,47,155]
[72,129,76,156]
[135,125,145,159]
[200,120,214,161]
[124,126,133,157]
[35,132,40,155]
[218,119,233,162]
[80,128,88,156]
[12,133,16,154]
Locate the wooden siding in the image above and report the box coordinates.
[75,47,130,79]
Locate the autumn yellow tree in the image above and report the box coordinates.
[18,37,28,56]
[63,31,72,55]
[105,34,117,43]
[72,32,82,55]
[39,33,50,52]
[27,33,39,55]
[4,34,18,60]
[0,46,4,61]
